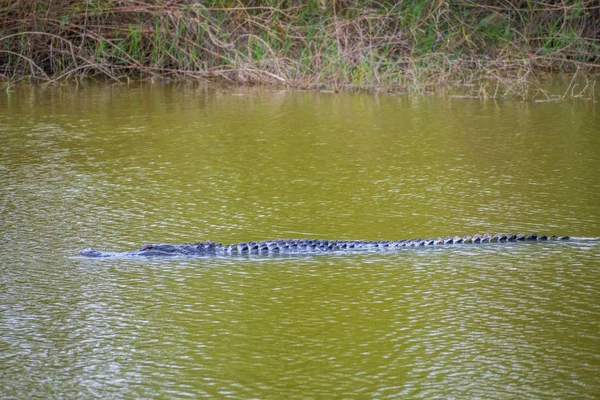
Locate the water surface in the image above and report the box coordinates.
[1,84,599,398]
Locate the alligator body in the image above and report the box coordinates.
[80,233,570,257]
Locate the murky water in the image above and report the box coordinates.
[1,83,599,398]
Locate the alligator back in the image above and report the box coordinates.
[80,233,570,257]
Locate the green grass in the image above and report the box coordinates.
[0,0,598,98]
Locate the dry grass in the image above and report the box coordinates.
[1,0,599,98]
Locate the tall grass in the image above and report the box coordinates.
[1,0,598,97]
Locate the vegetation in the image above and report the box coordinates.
[1,0,599,97]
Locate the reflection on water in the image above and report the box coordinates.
[1,84,599,398]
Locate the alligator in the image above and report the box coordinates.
[80,233,570,257]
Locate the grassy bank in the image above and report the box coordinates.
[1,0,599,98]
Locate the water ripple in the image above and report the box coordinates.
[1,85,599,398]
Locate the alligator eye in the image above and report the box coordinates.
[141,244,154,250]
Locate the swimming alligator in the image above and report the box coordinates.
[80,233,569,257]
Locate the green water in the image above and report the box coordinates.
[1,83,599,398]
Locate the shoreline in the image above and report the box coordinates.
[3,72,597,103]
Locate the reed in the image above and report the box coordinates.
[1,0,598,98]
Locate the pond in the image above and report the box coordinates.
[1,83,599,398]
